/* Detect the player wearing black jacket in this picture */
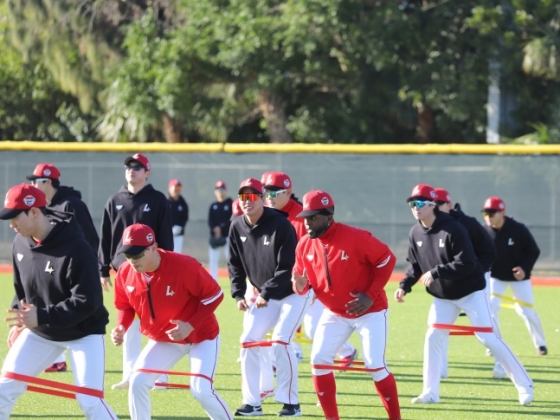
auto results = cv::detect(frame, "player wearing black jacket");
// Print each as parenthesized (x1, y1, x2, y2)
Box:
(228, 178, 310, 418)
(482, 196, 547, 356)
(0, 183, 117, 419)
(167, 178, 189, 253)
(208, 180, 233, 280)
(395, 184, 533, 406)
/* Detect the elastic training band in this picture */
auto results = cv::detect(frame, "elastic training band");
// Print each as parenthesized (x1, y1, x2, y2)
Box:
(242, 340, 288, 348)
(312, 364, 385, 373)
(432, 323, 493, 335)
(491, 293, 533, 308)
(1, 371, 104, 398)
(136, 368, 213, 384)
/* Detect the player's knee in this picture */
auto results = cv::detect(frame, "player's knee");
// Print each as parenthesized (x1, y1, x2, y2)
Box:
(189, 378, 213, 403)
(425, 327, 447, 343)
(76, 395, 102, 416)
(371, 368, 389, 382)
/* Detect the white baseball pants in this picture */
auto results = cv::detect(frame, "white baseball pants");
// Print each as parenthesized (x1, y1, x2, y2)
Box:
(0, 329, 117, 419)
(129, 336, 232, 420)
(173, 235, 184, 253)
(208, 241, 229, 281)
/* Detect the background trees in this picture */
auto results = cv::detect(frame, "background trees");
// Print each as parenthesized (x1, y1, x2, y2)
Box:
(2, 0, 559, 143)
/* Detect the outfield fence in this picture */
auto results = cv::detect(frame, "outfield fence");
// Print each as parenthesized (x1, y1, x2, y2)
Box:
(1, 142, 559, 272)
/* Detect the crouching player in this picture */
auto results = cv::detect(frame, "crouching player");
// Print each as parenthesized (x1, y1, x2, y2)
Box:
(111, 223, 232, 420)
(292, 190, 401, 420)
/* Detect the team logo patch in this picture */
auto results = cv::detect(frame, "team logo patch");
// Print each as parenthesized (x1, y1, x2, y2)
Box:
(146, 233, 154, 243)
(124, 235, 133, 244)
(23, 195, 36, 206)
(45, 261, 54, 274)
(341, 251, 349, 260)
(16, 253, 23, 261)
(321, 197, 329, 206)
(126, 286, 135, 292)
(143, 204, 150, 212)
(284, 179, 290, 187)
(263, 236, 270, 246)
(416, 241, 422, 247)
(508, 238, 514, 246)
(44, 169, 51, 176)
(166, 286, 175, 296)
(439, 238, 444, 248)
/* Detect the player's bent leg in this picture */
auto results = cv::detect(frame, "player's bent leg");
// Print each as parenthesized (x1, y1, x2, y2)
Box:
(510, 281, 547, 350)
(189, 337, 233, 420)
(119, 318, 142, 387)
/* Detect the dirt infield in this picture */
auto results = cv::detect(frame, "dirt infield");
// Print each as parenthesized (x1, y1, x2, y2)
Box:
(1, 265, 557, 286)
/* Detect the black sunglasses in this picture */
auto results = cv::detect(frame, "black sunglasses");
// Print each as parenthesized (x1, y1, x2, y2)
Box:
(124, 164, 144, 171)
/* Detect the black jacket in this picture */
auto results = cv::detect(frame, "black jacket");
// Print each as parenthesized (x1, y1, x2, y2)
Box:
(484, 216, 540, 281)
(168, 195, 189, 235)
(450, 203, 496, 272)
(49, 186, 99, 253)
(208, 198, 233, 238)
(228, 207, 297, 301)
(12, 211, 109, 341)
(98, 184, 173, 276)
(400, 211, 486, 300)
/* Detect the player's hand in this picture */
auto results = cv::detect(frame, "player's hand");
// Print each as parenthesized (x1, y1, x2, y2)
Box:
(292, 268, 308, 293)
(237, 299, 249, 312)
(7, 325, 25, 348)
(5, 300, 38, 329)
(420, 271, 434, 287)
(213, 226, 222, 238)
(394, 288, 406, 303)
(166, 320, 194, 341)
(101, 277, 112, 292)
(111, 325, 126, 346)
(512, 266, 525, 281)
(345, 292, 373, 316)
(255, 296, 268, 309)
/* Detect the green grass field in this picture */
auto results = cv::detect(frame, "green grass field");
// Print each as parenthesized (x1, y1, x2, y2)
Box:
(1, 273, 559, 419)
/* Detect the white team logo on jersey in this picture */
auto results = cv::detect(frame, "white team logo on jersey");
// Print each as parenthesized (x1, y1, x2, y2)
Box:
(116, 205, 124, 210)
(341, 251, 349, 260)
(16, 253, 23, 261)
(178, 205, 183, 211)
(439, 238, 444, 248)
(241, 236, 247, 242)
(306, 254, 314, 261)
(166, 286, 175, 296)
(126, 286, 135, 292)
(263, 236, 270, 246)
(508, 238, 514, 246)
(416, 241, 423, 247)
(143, 204, 151, 212)
(45, 261, 54, 274)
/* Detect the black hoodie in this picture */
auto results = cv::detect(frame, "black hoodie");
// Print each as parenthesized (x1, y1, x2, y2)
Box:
(400, 211, 486, 300)
(49, 185, 99, 253)
(11, 211, 109, 341)
(228, 207, 297, 301)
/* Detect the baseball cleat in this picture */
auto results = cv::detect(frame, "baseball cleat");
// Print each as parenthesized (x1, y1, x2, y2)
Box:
(277, 403, 302, 417)
(338, 348, 358, 369)
(411, 393, 439, 404)
(44, 362, 67, 373)
(538, 346, 548, 356)
(234, 404, 263, 416)
(517, 385, 534, 405)
(111, 380, 130, 390)
(492, 363, 506, 379)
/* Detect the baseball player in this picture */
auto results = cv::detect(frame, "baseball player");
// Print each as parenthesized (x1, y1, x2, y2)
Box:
(208, 181, 233, 281)
(26, 162, 100, 373)
(434, 187, 496, 378)
(0, 184, 118, 419)
(395, 184, 534, 406)
(98, 153, 173, 389)
(167, 178, 189, 253)
(228, 178, 311, 417)
(482, 196, 547, 356)
(292, 190, 401, 420)
(112, 224, 232, 420)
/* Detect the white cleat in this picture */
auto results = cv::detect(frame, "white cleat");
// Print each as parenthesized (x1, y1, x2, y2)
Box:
(518, 385, 534, 405)
(111, 380, 129, 390)
(492, 363, 506, 379)
(411, 394, 439, 404)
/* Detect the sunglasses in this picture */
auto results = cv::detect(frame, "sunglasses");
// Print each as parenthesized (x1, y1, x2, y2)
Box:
(238, 193, 261, 202)
(124, 164, 144, 171)
(482, 210, 498, 217)
(31, 178, 49, 186)
(264, 189, 288, 198)
(408, 200, 435, 209)
(124, 251, 146, 260)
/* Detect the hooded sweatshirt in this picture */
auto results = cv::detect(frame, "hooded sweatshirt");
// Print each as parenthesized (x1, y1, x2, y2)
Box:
(400, 211, 486, 300)
(12, 211, 109, 341)
(228, 207, 297, 301)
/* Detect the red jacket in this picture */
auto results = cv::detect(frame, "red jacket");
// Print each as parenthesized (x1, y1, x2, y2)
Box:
(283, 198, 306, 240)
(294, 221, 395, 317)
(114, 250, 223, 343)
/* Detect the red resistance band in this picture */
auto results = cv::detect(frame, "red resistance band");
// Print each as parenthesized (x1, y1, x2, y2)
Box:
(1, 371, 104, 400)
(432, 323, 493, 336)
(136, 368, 213, 384)
(242, 340, 288, 348)
(312, 364, 385, 373)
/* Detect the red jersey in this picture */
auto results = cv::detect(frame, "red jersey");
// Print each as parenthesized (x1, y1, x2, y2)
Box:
(283, 198, 306, 240)
(114, 250, 223, 343)
(294, 221, 395, 317)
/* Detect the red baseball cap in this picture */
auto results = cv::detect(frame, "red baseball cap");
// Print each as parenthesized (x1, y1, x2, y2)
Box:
(482, 196, 505, 212)
(434, 187, 451, 204)
(117, 224, 156, 255)
(124, 153, 151, 170)
(238, 178, 263, 195)
(263, 171, 292, 191)
(26, 163, 61, 181)
(297, 190, 335, 218)
(215, 181, 227, 189)
(0, 184, 48, 220)
(168, 178, 182, 188)
(231, 198, 243, 217)
(260, 171, 272, 185)
(406, 184, 437, 203)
